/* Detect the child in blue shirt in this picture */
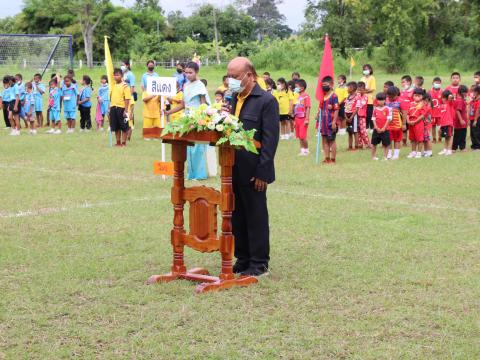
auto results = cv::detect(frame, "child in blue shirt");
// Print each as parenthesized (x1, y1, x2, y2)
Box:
(24, 82, 37, 134)
(15, 74, 27, 129)
(9, 75, 21, 135)
(96, 75, 109, 131)
(78, 75, 93, 131)
(1, 76, 12, 128)
(62, 75, 79, 133)
(33, 73, 46, 127)
(46, 75, 62, 134)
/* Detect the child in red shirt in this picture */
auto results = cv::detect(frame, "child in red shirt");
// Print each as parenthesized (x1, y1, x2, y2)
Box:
(445, 72, 461, 99)
(385, 86, 407, 159)
(428, 77, 443, 143)
(400, 75, 414, 145)
(407, 89, 428, 158)
(344, 82, 359, 150)
(438, 90, 455, 156)
(452, 85, 469, 151)
(370, 93, 391, 160)
(422, 92, 433, 157)
(356, 81, 370, 149)
(294, 79, 311, 156)
(470, 85, 480, 150)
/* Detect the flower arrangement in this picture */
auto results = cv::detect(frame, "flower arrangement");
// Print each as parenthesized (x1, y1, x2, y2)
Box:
(161, 104, 258, 154)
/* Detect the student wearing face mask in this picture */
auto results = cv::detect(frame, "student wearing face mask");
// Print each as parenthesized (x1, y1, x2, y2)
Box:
(429, 77, 443, 143)
(141, 60, 159, 92)
(360, 64, 376, 130)
(274, 77, 294, 140)
(174, 63, 187, 91)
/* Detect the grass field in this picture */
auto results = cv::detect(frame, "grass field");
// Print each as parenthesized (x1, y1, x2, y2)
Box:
(1, 66, 480, 359)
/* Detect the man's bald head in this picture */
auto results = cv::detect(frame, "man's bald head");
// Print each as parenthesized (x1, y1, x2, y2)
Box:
(228, 57, 254, 72)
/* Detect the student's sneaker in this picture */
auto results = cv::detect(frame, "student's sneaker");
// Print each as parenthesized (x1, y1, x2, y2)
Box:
(80, 129, 85, 133)
(382, 157, 389, 161)
(391, 156, 399, 160)
(372, 156, 379, 161)
(304, 148, 310, 155)
(415, 152, 422, 159)
(9, 129, 16, 135)
(32, 129, 37, 135)
(438, 149, 447, 155)
(46, 128, 55, 134)
(387, 150, 393, 159)
(54, 129, 62, 134)
(445, 150, 452, 156)
(423, 152, 432, 157)
(407, 152, 417, 158)
(85, 129, 91, 132)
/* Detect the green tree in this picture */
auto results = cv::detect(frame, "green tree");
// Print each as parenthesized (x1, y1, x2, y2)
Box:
(302, 0, 368, 56)
(237, 0, 292, 40)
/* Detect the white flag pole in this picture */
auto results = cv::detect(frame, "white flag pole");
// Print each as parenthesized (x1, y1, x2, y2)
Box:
(160, 95, 166, 181)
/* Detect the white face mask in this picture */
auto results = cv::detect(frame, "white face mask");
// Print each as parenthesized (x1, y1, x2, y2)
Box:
(363, 69, 370, 76)
(228, 73, 247, 93)
(121, 65, 127, 72)
(433, 83, 441, 89)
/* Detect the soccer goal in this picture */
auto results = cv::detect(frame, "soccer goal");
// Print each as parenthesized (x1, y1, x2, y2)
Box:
(0, 34, 73, 78)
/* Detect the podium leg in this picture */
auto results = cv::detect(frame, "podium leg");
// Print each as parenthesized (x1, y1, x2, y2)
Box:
(219, 146, 235, 281)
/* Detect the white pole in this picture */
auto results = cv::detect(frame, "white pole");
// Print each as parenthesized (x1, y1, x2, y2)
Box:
(79, 59, 83, 69)
(161, 96, 166, 181)
(23, 59, 27, 68)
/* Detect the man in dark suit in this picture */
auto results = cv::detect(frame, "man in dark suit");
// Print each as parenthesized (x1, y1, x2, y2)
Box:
(226, 57, 279, 277)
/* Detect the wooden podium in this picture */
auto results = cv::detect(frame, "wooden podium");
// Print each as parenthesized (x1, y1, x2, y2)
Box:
(147, 131, 258, 293)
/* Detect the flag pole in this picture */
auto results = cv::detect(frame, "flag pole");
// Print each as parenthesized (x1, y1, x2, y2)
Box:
(315, 111, 321, 164)
(315, 33, 334, 164)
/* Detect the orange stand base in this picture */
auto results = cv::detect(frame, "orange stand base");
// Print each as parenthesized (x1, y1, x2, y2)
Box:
(146, 268, 258, 294)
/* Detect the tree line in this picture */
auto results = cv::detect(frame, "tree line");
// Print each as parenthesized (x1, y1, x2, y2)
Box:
(0, 0, 479, 72)
(0, 0, 291, 67)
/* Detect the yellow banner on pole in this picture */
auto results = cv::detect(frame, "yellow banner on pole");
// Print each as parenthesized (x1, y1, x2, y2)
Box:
(104, 36, 114, 95)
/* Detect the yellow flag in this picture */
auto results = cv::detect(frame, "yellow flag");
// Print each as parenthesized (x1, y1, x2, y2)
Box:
(104, 36, 114, 96)
(350, 57, 356, 68)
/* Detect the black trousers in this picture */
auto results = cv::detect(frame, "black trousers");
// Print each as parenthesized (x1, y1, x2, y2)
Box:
(79, 106, 92, 129)
(366, 104, 374, 129)
(2, 105, 10, 128)
(232, 183, 270, 269)
(452, 127, 467, 150)
(470, 122, 480, 150)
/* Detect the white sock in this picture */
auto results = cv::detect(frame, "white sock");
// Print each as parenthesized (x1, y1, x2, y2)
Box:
(387, 150, 392, 158)
(393, 149, 400, 158)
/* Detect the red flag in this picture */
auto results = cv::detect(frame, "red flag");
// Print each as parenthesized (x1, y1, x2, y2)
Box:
(315, 34, 335, 103)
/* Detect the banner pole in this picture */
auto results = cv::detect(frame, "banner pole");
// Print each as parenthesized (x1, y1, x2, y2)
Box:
(161, 96, 166, 181)
(315, 109, 322, 164)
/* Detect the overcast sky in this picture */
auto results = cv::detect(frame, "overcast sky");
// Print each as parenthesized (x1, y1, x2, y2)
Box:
(0, 0, 307, 30)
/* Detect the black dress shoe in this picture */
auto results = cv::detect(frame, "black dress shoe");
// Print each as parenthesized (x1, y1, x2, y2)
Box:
(241, 265, 269, 277)
(233, 262, 249, 274)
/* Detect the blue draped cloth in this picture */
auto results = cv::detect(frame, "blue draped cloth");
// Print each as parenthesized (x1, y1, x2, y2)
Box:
(183, 80, 210, 180)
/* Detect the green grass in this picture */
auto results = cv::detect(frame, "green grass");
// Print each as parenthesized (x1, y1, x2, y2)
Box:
(1, 67, 480, 359)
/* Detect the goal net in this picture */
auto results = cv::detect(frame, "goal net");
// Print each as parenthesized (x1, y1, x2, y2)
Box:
(0, 34, 73, 79)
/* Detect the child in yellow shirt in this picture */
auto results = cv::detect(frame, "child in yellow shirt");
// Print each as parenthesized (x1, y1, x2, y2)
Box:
(275, 78, 294, 140)
(165, 82, 184, 122)
(142, 91, 160, 139)
(213, 90, 223, 110)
